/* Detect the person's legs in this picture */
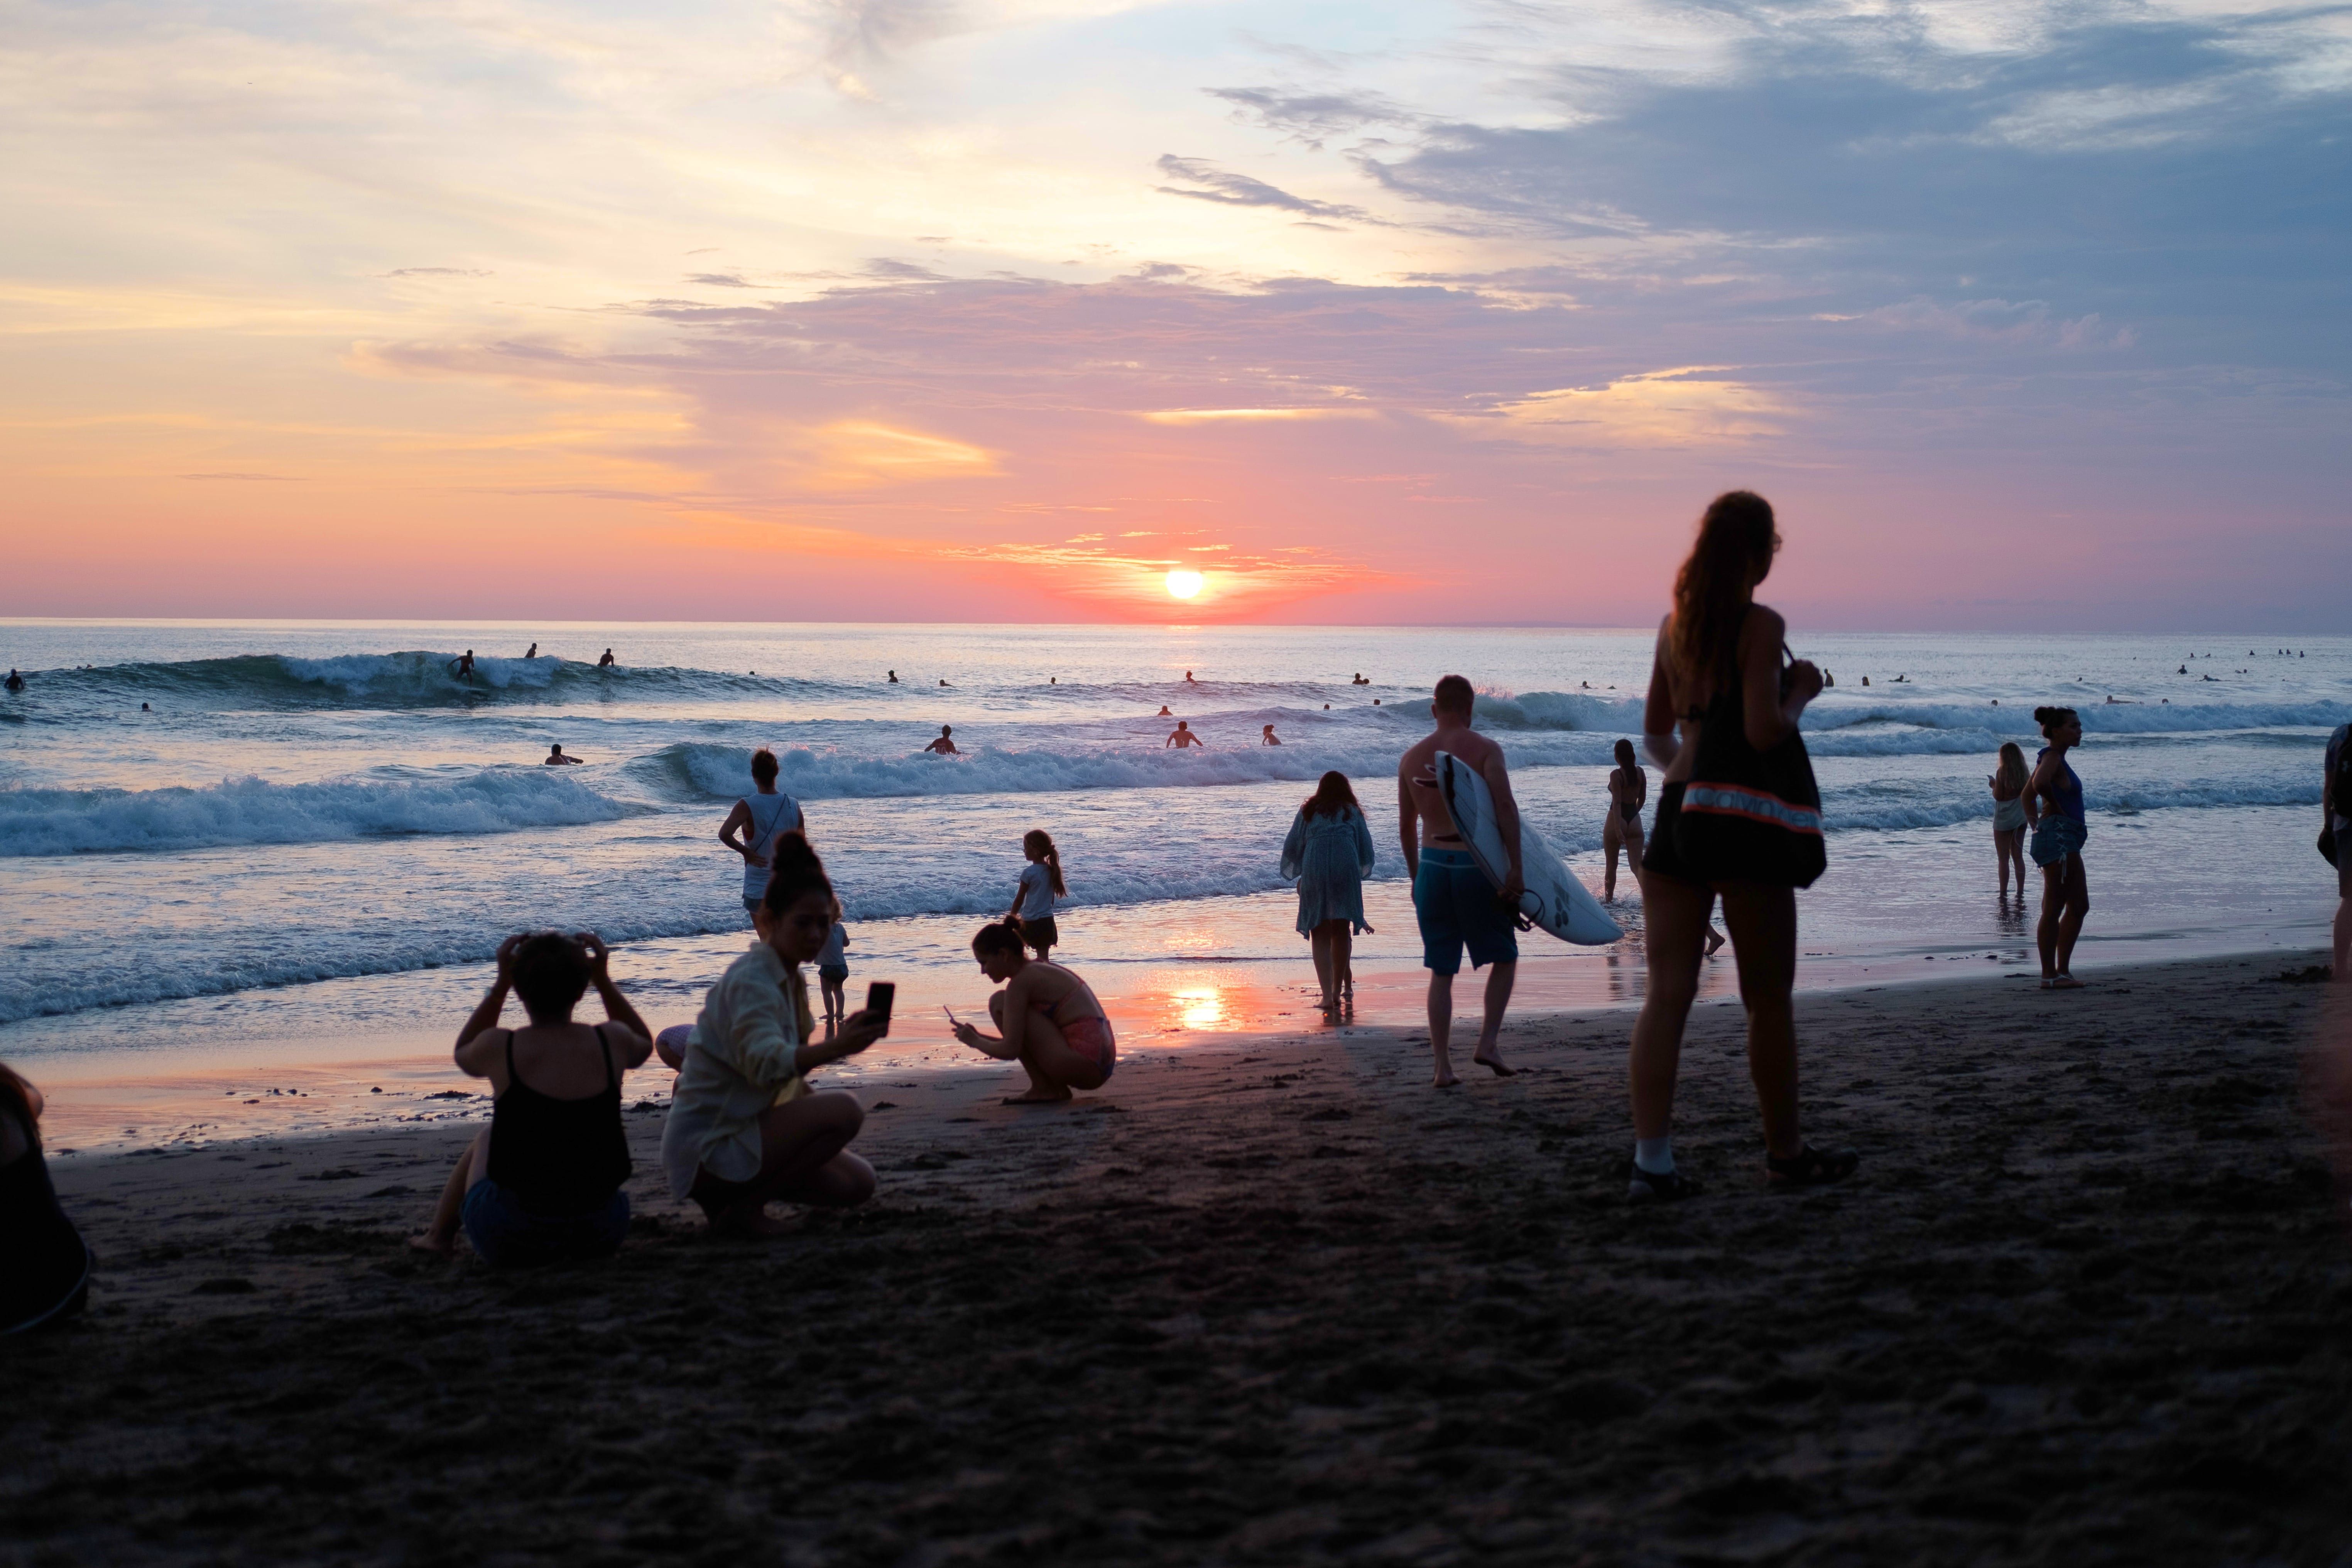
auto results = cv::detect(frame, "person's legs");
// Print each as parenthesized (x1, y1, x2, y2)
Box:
(1629, 874, 1712, 1142)
(1624, 823, 1647, 900)
(2038, 858, 2066, 981)
(1333, 926, 1355, 1008)
(1994, 826, 2012, 897)
(1010, 1009, 1110, 1102)
(2055, 854, 2090, 977)
(409, 1127, 488, 1255)
(1717, 882, 1801, 1161)
(697, 1090, 870, 1236)
(1426, 970, 1459, 1086)
(1474, 961, 1517, 1073)
(1310, 921, 1338, 1010)
(2337, 857, 2352, 980)
(1602, 815, 1624, 901)
(1414, 851, 1468, 1086)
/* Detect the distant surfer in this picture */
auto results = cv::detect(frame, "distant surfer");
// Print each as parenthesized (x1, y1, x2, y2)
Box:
(544, 743, 582, 765)
(1166, 721, 1203, 750)
(524, 643, 537, 660)
(887, 670, 899, 683)
(1399, 674, 1520, 1087)
(939, 678, 951, 687)
(718, 748, 805, 917)
(924, 726, 960, 755)
(451, 650, 475, 679)
(3, 669, 22, 693)
(597, 649, 615, 668)
(1262, 723, 1281, 746)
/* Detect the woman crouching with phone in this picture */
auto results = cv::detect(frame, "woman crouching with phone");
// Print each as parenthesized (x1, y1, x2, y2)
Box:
(951, 917, 1114, 1104)
(662, 833, 887, 1236)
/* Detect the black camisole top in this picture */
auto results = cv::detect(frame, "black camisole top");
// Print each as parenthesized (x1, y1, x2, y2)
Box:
(484, 1026, 633, 1217)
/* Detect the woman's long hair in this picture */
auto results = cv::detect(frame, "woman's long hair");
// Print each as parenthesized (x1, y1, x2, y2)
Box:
(1023, 830, 1066, 897)
(760, 831, 836, 917)
(0, 1063, 39, 1153)
(1613, 738, 1637, 770)
(1302, 770, 1359, 819)
(1669, 491, 1779, 684)
(1995, 742, 2028, 795)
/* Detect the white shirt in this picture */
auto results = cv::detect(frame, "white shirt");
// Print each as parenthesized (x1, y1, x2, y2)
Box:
(660, 943, 809, 1197)
(738, 792, 803, 899)
(1016, 860, 1057, 919)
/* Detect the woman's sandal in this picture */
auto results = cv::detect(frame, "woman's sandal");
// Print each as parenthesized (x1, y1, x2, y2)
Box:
(1765, 1144, 1860, 1188)
(1623, 1161, 1703, 1203)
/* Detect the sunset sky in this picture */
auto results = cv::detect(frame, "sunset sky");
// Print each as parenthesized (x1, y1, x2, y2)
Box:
(2, 0, 2345, 627)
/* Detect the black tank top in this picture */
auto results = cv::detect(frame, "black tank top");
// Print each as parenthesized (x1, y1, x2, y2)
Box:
(2, 1102, 90, 1333)
(484, 1027, 632, 1217)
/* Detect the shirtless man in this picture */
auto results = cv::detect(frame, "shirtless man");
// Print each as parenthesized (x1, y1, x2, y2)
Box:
(1261, 723, 1281, 746)
(1166, 720, 1203, 749)
(1398, 674, 1522, 1087)
(597, 649, 615, 668)
(544, 743, 582, 765)
(924, 726, 959, 755)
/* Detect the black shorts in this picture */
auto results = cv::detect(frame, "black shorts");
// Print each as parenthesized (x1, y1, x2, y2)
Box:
(1640, 781, 1702, 885)
(1021, 916, 1059, 950)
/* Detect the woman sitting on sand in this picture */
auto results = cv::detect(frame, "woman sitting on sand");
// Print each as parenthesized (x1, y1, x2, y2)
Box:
(1623, 490, 1855, 1202)
(2025, 707, 2090, 989)
(1282, 770, 1375, 1015)
(662, 835, 885, 1235)
(951, 918, 1115, 1103)
(1988, 741, 2030, 899)
(2, 1064, 90, 1335)
(409, 932, 653, 1266)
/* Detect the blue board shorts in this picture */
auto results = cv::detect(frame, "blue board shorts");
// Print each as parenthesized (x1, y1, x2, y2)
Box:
(461, 1178, 629, 1269)
(1414, 846, 1518, 975)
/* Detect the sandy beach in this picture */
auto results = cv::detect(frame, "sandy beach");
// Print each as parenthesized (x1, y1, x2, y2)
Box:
(6, 951, 2350, 1564)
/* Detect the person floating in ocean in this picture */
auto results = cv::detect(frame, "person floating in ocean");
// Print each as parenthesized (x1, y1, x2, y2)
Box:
(1625, 490, 1852, 1201)
(140, 702, 150, 713)
(1006, 829, 1065, 960)
(816, 917, 850, 1034)
(664, 835, 884, 1234)
(524, 643, 537, 660)
(1603, 738, 1647, 904)
(2327, 719, 2350, 981)
(1399, 673, 1521, 1087)
(2, 1062, 91, 1333)
(1184, 670, 1196, 683)
(719, 747, 805, 918)
(1262, 723, 1282, 746)
(1352, 673, 1370, 686)
(1167, 720, 1203, 749)
(1860, 674, 1869, 686)
(2026, 706, 2090, 989)
(1989, 741, 2030, 900)
(407, 932, 652, 1265)
(1157, 705, 1173, 717)
(887, 670, 899, 683)
(939, 678, 952, 687)
(924, 725, 959, 755)
(3, 669, 22, 693)
(1283, 771, 1375, 1015)
(544, 743, 583, 766)
(951, 917, 1114, 1104)
(597, 649, 615, 668)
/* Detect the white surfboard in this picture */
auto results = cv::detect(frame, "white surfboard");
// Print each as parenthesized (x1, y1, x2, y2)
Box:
(1436, 750, 1622, 946)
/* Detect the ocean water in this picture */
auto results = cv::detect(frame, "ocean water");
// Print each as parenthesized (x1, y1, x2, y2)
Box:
(2, 621, 2343, 1149)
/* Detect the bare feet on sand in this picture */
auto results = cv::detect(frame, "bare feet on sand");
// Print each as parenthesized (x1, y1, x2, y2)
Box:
(407, 1232, 454, 1257)
(1003, 1088, 1073, 1105)
(2043, 974, 2085, 990)
(1473, 1051, 1515, 1077)
(1432, 1070, 1460, 1088)
(1704, 928, 1727, 958)
(711, 1205, 795, 1238)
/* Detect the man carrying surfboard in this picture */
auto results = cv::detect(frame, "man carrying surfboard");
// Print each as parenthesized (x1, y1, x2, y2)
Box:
(1398, 674, 1522, 1087)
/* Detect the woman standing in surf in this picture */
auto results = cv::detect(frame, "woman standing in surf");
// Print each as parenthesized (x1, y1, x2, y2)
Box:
(719, 748, 804, 921)
(1622, 491, 1855, 1201)
(1988, 742, 2030, 899)
(2025, 707, 2090, 988)
(1282, 770, 1376, 1015)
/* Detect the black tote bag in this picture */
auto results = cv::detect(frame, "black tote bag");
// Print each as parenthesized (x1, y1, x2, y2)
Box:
(1672, 645, 1827, 888)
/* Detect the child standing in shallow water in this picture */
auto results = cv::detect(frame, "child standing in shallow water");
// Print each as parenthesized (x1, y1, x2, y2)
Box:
(1007, 830, 1066, 960)
(816, 918, 850, 1034)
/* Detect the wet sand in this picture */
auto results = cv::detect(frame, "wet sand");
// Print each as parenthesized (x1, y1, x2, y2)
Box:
(6, 953, 2350, 1564)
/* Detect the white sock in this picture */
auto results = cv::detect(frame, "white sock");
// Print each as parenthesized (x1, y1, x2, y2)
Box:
(1634, 1137, 1675, 1176)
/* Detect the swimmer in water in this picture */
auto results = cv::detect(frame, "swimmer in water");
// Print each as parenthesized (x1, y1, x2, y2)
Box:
(544, 743, 583, 765)
(141, 702, 150, 712)
(1184, 671, 1196, 683)
(524, 642, 537, 660)
(1157, 705, 1173, 717)
(1167, 721, 1204, 750)
(597, 649, 615, 668)
(4, 669, 22, 693)
(1262, 723, 1282, 746)
(887, 670, 899, 683)
(924, 726, 960, 755)
(939, 678, 951, 687)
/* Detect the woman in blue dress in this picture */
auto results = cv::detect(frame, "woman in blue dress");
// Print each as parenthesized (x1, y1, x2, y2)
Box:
(1282, 771, 1377, 1015)
(2025, 706, 2090, 989)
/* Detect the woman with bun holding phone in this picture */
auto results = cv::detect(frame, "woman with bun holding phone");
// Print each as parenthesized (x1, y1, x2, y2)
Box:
(662, 834, 887, 1236)
(950, 917, 1115, 1104)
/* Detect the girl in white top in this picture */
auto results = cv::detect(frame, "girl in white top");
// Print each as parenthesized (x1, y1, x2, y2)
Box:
(660, 835, 886, 1237)
(1006, 829, 1066, 960)
(718, 747, 805, 916)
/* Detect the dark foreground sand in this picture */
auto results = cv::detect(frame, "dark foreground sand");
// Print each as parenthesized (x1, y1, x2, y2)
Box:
(7, 953, 2352, 1566)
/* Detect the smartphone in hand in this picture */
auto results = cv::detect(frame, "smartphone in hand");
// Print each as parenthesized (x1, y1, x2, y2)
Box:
(865, 982, 896, 1035)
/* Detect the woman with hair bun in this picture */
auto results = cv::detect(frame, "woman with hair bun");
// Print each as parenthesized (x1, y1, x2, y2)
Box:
(662, 833, 886, 1235)
(951, 917, 1115, 1103)
(2025, 707, 2090, 989)
(1623, 491, 1855, 1202)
